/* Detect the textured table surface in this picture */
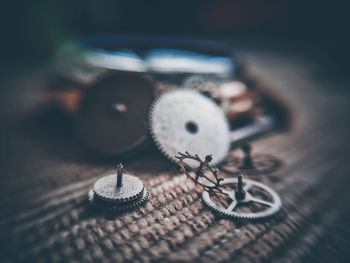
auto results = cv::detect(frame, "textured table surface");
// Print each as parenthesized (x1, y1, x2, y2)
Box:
(1, 48, 350, 263)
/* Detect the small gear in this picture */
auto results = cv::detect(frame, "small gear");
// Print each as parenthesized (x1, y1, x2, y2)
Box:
(219, 145, 282, 175)
(220, 153, 282, 176)
(88, 187, 150, 213)
(202, 176, 282, 220)
(93, 173, 145, 203)
(88, 164, 149, 212)
(149, 89, 231, 166)
(76, 73, 154, 155)
(182, 75, 220, 98)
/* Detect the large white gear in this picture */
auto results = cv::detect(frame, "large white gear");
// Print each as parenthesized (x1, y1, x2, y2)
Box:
(149, 89, 231, 166)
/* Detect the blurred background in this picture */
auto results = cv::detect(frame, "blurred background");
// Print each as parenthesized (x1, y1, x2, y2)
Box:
(1, 0, 349, 122)
(1, 0, 349, 69)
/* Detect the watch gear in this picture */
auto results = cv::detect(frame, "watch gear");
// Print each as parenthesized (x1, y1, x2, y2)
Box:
(88, 164, 149, 212)
(202, 176, 282, 220)
(149, 89, 231, 166)
(219, 144, 282, 175)
(76, 73, 154, 155)
(88, 187, 150, 213)
(93, 173, 145, 204)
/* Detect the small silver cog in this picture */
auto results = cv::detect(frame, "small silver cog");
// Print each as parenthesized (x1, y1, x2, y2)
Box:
(149, 89, 231, 166)
(88, 187, 150, 213)
(93, 173, 145, 203)
(88, 164, 149, 212)
(203, 177, 282, 220)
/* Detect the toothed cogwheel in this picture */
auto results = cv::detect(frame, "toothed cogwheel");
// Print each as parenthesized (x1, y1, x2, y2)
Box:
(203, 177, 282, 220)
(88, 187, 150, 213)
(93, 173, 145, 203)
(76, 73, 154, 156)
(149, 89, 231, 166)
(219, 153, 282, 176)
(182, 75, 220, 98)
(88, 165, 150, 212)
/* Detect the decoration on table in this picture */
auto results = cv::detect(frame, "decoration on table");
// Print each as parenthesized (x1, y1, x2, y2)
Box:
(88, 163, 149, 212)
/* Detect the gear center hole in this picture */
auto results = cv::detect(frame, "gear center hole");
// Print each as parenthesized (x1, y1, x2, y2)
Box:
(185, 121, 199, 134)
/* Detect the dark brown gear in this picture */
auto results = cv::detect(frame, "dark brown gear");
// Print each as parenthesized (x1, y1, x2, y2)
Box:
(76, 73, 154, 155)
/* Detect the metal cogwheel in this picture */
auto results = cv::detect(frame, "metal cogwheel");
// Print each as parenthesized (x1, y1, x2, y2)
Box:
(93, 173, 145, 203)
(76, 73, 154, 155)
(149, 89, 231, 166)
(219, 153, 282, 176)
(88, 164, 150, 212)
(182, 75, 220, 98)
(88, 187, 150, 213)
(202, 177, 282, 220)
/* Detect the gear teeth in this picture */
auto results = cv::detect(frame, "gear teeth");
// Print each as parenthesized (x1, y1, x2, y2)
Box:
(148, 89, 231, 166)
(93, 174, 145, 203)
(202, 177, 282, 220)
(148, 92, 179, 163)
(88, 187, 150, 213)
(93, 180, 145, 203)
(203, 199, 281, 220)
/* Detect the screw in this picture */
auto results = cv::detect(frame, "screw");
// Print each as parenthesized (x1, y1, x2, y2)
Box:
(235, 171, 245, 200)
(241, 144, 254, 169)
(205, 155, 213, 163)
(116, 163, 124, 187)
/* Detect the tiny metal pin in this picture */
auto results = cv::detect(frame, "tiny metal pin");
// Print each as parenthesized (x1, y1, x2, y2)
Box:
(117, 163, 124, 188)
(237, 172, 243, 192)
(241, 144, 254, 169)
(235, 171, 245, 200)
